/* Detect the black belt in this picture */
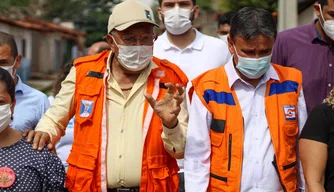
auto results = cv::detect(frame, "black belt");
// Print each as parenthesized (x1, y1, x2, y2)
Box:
(107, 187, 140, 192)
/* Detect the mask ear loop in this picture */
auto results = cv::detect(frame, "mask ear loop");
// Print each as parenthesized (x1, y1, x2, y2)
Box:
(319, 4, 326, 29)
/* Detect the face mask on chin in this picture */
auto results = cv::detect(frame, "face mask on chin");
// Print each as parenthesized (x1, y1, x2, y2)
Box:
(111, 36, 153, 72)
(1, 58, 17, 79)
(233, 45, 272, 79)
(319, 4, 334, 41)
(0, 104, 12, 133)
(161, 7, 195, 35)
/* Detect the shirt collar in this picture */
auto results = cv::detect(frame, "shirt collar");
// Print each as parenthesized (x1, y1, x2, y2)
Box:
(160, 29, 204, 51)
(224, 57, 280, 89)
(15, 75, 24, 93)
(311, 19, 327, 44)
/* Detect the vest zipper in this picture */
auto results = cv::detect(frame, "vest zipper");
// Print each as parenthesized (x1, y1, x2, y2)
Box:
(228, 134, 232, 171)
(272, 156, 287, 192)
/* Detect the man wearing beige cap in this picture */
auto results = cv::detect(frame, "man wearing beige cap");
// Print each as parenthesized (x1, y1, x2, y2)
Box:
(24, 0, 188, 191)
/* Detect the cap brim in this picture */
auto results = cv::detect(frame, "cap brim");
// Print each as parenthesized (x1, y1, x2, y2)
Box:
(115, 20, 159, 31)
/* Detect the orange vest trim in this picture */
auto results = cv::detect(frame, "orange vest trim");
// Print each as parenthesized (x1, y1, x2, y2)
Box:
(192, 64, 302, 192)
(65, 51, 187, 192)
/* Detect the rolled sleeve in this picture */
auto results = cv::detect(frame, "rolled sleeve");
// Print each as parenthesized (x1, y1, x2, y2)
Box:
(161, 92, 188, 159)
(35, 67, 76, 144)
(184, 92, 211, 192)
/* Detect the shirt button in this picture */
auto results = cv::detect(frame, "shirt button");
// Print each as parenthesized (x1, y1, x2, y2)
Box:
(329, 83, 332, 87)
(330, 63, 333, 67)
(121, 130, 124, 133)
(119, 155, 122, 159)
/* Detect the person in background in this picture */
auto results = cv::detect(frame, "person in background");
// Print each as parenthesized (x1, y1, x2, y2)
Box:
(0, 31, 49, 132)
(24, 0, 188, 191)
(154, 1, 230, 191)
(299, 87, 334, 191)
(48, 62, 74, 171)
(0, 67, 65, 191)
(185, 7, 306, 192)
(272, 0, 334, 114)
(87, 41, 110, 56)
(217, 11, 235, 44)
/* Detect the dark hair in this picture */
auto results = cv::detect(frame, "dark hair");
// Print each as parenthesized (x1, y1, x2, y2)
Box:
(52, 62, 73, 96)
(0, 68, 15, 102)
(318, 0, 328, 6)
(0, 32, 18, 59)
(217, 12, 236, 28)
(230, 7, 277, 42)
(158, 0, 196, 6)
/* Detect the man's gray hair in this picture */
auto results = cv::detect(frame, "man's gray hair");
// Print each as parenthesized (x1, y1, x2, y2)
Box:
(230, 7, 277, 42)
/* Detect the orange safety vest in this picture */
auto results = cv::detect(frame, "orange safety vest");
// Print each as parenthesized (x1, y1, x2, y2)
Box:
(192, 64, 302, 192)
(65, 51, 188, 192)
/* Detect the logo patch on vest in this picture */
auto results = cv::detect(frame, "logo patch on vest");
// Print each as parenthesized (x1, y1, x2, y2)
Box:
(283, 105, 296, 120)
(80, 100, 94, 118)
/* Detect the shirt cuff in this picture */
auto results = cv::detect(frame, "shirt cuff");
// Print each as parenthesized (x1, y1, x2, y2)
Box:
(161, 122, 185, 159)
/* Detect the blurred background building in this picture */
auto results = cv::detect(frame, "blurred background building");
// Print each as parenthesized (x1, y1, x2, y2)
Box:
(0, 0, 319, 92)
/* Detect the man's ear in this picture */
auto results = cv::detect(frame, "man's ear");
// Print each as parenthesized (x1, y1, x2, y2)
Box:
(157, 7, 163, 21)
(227, 36, 235, 55)
(15, 55, 22, 69)
(314, 3, 321, 18)
(193, 5, 199, 20)
(105, 34, 117, 53)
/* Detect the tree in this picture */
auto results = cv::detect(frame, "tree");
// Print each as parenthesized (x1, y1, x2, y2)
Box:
(221, 0, 278, 13)
(42, 0, 121, 46)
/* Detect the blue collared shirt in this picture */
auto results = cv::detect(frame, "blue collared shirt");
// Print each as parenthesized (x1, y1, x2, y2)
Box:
(10, 75, 50, 132)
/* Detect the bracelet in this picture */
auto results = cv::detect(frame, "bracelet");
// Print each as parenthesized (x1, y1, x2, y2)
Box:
(163, 120, 179, 129)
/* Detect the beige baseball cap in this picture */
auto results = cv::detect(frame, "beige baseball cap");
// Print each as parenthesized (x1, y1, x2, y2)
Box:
(107, 0, 159, 33)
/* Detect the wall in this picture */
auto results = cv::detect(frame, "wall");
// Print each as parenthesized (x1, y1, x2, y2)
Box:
(298, 5, 317, 26)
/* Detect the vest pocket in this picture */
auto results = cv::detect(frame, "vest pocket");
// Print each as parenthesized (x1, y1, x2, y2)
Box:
(210, 130, 224, 147)
(75, 85, 102, 124)
(66, 142, 99, 191)
(147, 155, 178, 192)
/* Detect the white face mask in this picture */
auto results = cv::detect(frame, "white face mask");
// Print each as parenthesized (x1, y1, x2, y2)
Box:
(0, 104, 12, 133)
(319, 4, 334, 40)
(1, 58, 16, 79)
(162, 7, 194, 35)
(218, 35, 228, 44)
(112, 37, 153, 72)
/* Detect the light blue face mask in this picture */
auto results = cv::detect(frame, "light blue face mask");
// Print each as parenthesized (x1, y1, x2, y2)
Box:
(234, 46, 272, 79)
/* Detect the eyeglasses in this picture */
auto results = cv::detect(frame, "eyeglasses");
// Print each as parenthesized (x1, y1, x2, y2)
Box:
(119, 34, 157, 45)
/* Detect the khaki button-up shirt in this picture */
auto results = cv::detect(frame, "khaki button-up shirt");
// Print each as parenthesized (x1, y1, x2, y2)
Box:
(35, 53, 188, 188)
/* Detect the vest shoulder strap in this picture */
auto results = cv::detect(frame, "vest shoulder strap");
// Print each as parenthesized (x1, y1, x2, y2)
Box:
(74, 50, 110, 67)
(191, 66, 229, 112)
(151, 57, 188, 86)
(271, 64, 303, 94)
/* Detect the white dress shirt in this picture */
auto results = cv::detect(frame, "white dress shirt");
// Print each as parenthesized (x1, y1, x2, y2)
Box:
(154, 29, 230, 172)
(185, 58, 307, 192)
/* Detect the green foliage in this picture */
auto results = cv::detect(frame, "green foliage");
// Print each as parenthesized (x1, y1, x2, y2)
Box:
(197, 0, 213, 10)
(222, 0, 278, 13)
(0, 0, 31, 9)
(42, 0, 121, 46)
